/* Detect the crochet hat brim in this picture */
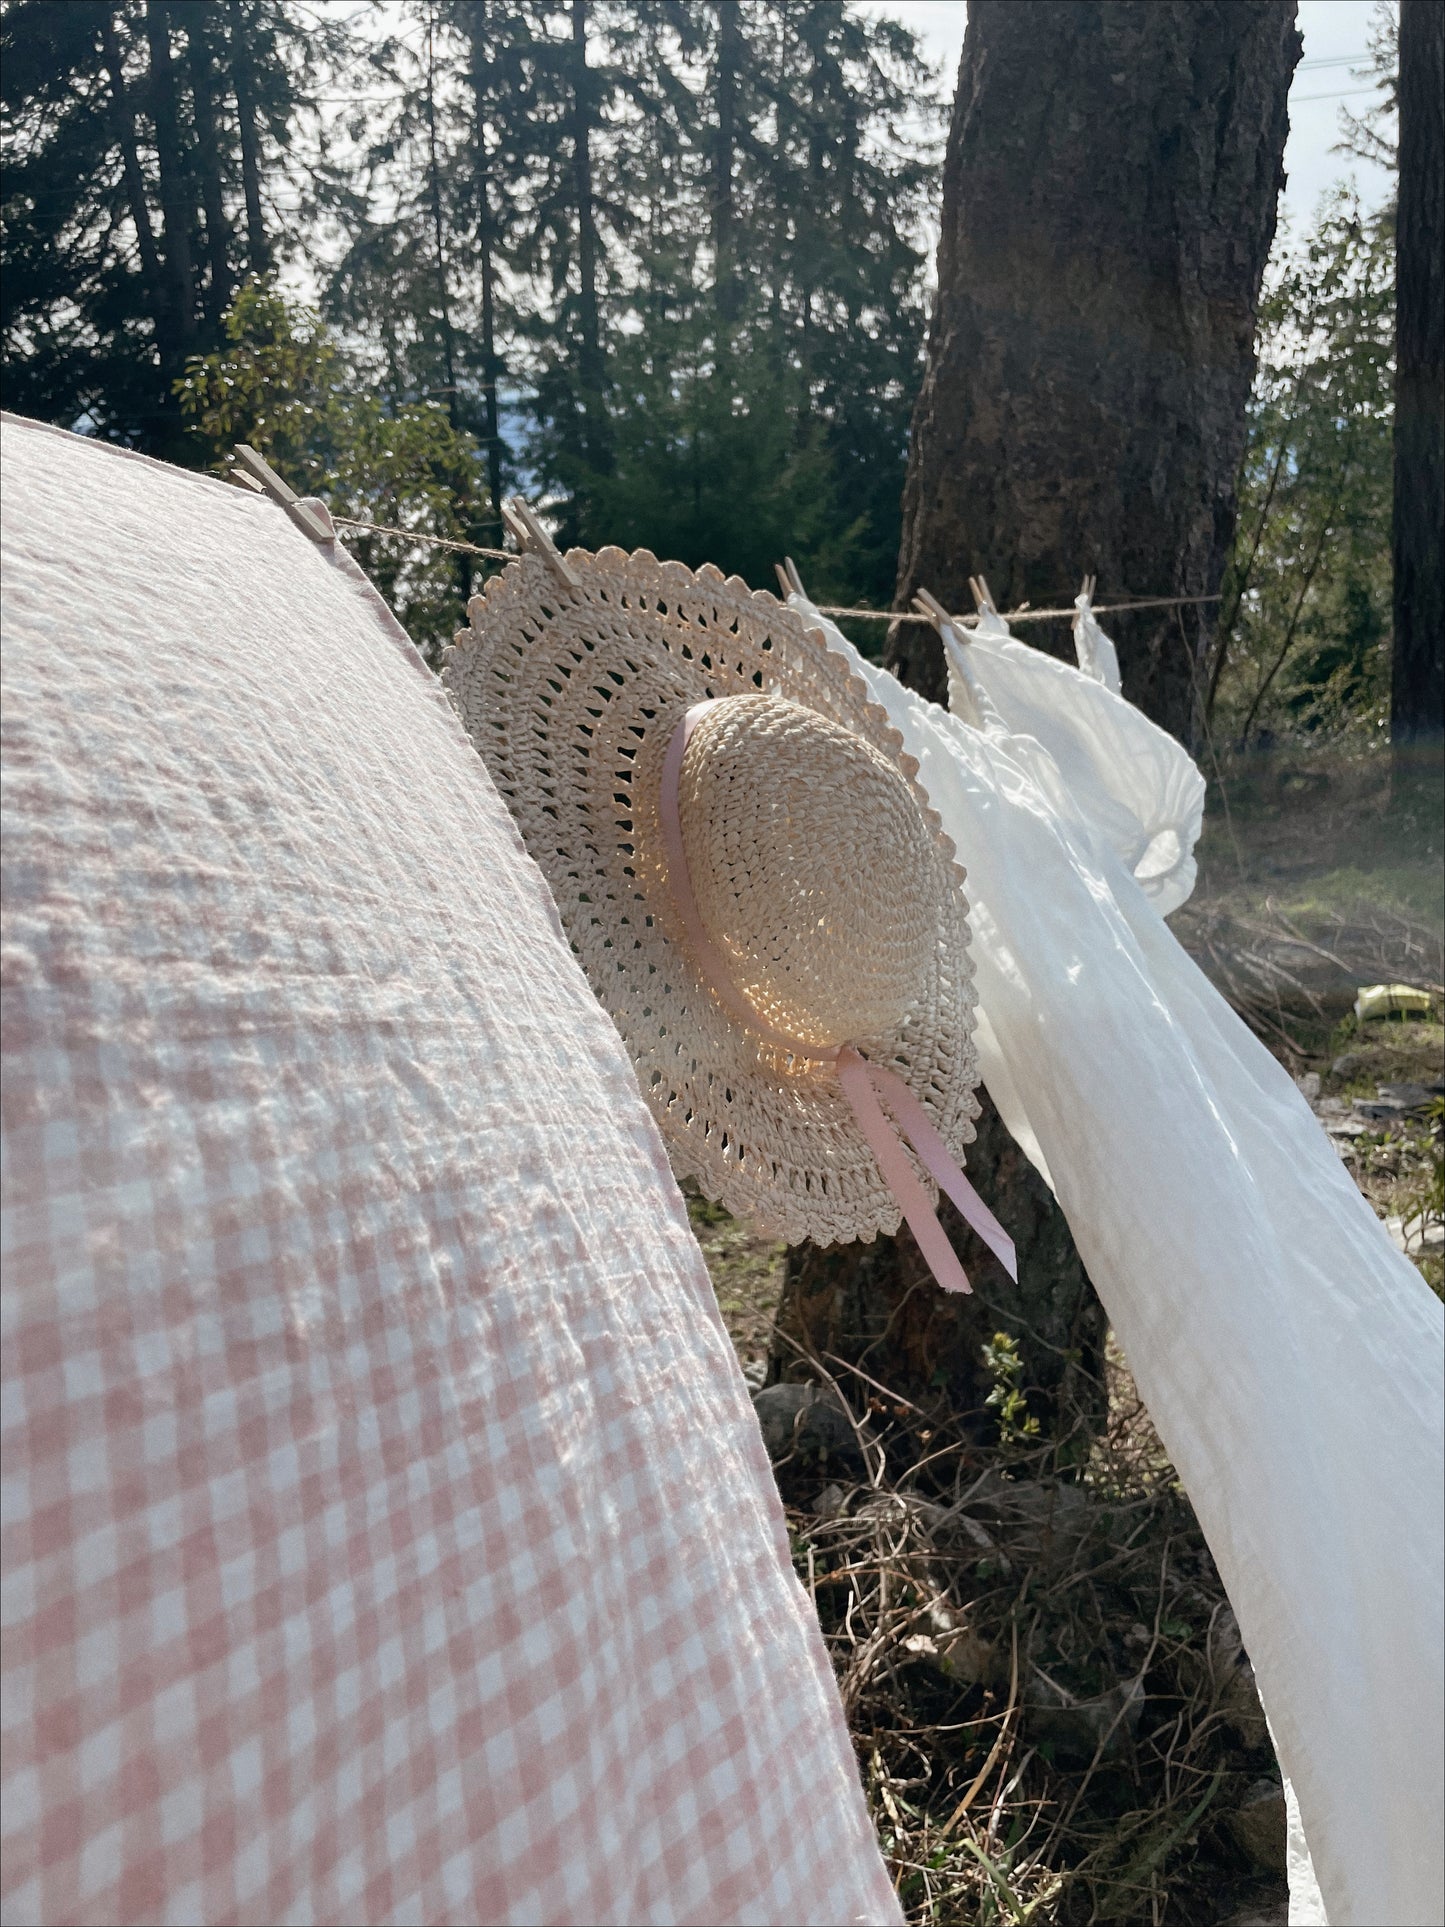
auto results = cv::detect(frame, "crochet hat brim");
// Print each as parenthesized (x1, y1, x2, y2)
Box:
(442, 545, 979, 1246)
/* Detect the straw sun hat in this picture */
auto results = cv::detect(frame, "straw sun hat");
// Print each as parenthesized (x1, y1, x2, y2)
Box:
(443, 536, 1012, 1285)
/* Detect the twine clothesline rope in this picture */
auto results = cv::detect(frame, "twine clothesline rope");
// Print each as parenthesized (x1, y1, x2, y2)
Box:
(328, 513, 1222, 628)
(809, 593, 1223, 626)
(332, 515, 514, 561)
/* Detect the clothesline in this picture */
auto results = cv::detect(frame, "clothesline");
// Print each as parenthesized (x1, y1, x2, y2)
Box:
(810, 594, 1223, 627)
(332, 515, 514, 561)
(328, 514, 1221, 628)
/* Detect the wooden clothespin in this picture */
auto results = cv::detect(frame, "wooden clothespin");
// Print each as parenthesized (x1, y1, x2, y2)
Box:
(968, 574, 998, 617)
(500, 497, 581, 590)
(774, 555, 806, 599)
(1079, 572, 1096, 605)
(228, 444, 334, 544)
(912, 587, 963, 638)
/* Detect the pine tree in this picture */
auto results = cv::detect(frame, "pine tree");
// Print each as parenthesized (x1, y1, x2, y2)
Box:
(2, 0, 333, 453)
(5, 0, 940, 616)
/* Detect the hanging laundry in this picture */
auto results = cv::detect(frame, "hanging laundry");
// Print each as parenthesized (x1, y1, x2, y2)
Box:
(952, 595, 1206, 916)
(1071, 582, 1123, 694)
(0, 414, 904, 1927)
(789, 590, 1444, 1927)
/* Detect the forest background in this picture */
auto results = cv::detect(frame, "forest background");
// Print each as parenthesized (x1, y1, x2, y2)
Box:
(0, 0, 1408, 755)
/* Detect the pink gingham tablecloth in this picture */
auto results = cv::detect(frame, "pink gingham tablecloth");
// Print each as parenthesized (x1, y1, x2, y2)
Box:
(0, 414, 901, 1927)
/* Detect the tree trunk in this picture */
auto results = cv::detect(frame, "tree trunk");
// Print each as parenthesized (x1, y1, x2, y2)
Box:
(424, 4, 469, 604)
(773, 2, 1298, 1435)
(712, 0, 740, 326)
(773, 1098, 1105, 1449)
(424, 8, 459, 432)
(1391, 0, 1445, 768)
(890, 1, 1300, 743)
(227, 0, 270, 276)
(465, 1, 506, 538)
(184, 2, 233, 331)
(569, 0, 608, 476)
(143, 1, 197, 350)
(97, 13, 169, 348)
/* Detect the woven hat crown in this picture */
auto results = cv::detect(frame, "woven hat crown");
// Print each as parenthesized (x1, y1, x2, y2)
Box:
(675, 694, 938, 1052)
(442, 546, 980, 1247)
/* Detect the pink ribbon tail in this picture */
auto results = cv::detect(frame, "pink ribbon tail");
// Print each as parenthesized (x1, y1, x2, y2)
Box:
(836, 1049, 1018, 1294)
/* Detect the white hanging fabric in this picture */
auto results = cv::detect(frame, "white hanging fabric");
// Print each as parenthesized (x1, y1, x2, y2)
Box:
(1071, 588, 1122, 694)
(958, 599, 1205, 917)
(789, 592, 1444, 1927)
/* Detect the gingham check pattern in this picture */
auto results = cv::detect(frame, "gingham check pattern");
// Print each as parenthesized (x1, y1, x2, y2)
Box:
(0, 415, 902, 1927)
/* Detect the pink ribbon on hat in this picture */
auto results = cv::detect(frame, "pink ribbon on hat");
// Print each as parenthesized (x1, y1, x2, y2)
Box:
(658, 701, 1017, 1297)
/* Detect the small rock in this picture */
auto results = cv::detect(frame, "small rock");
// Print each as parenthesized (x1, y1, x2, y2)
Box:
(955, 1511, 1005, 1558)
(741, 1359, 767, 1392)
(1225, 1778, 1288, 1875)
(1024, 1667, 1144, 1763)
(811, 1481, 845, 1519)
(1385, 1215, 1445, 1255)
(1293, 1071, 1321, 1101)
(924, 1604, 997, 1686)
(963, 1471, 1092, 1568)
(751, 1382, 864, 1480)
(1331, 1051, 1366, 1080)
(1351, 1095, 1409, 1119)
(1314, 1095, 1348, 1117)
(1376, 1081, 1437, 1110)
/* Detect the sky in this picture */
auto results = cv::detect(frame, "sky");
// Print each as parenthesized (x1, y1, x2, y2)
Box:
(855, 0, 1396, 229)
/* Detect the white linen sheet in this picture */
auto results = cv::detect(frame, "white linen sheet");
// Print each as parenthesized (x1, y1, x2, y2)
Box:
(791, 592, 1444, 1927)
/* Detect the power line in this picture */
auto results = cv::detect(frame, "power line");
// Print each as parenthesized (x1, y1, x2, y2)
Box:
(1293, 86, 1388, 103)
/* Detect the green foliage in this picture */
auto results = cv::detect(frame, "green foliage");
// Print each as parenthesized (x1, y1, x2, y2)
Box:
(0, 0, 337, 449)
(178, 280, 486, 658)
(5, 0, 941, 616)
(982, 1330, 1040, 1446)
(1210, 189, 1395, 749)
(516, 0, 942, 604)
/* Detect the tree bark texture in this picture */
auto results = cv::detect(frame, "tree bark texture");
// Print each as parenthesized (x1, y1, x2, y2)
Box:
(144, 1, 197, 348)
(424, 9, 459, 432)
(185, 2, 233, 331)
(773, 1097, 1105, 1447)
(465, 2, 506, 537)
(98, 14, 168, 343)
(227, 0, 271, 275)
(890, 1, 1300, 742)
(712, 0, 740, 326)
(569, 0, 608, 473)
(1391, 0, 1445, 759)
(774, 3, 1298, 1434)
